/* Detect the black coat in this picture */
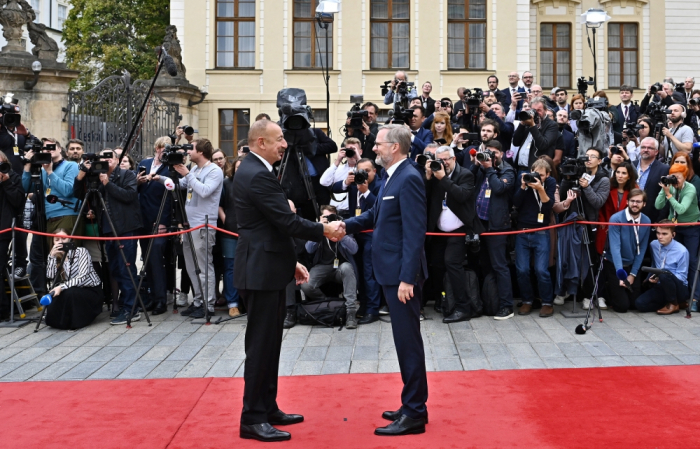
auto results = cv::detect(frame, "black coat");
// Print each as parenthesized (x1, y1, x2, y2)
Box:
(309, 128, 338, 176)
(0, 171, 25, 240)
(233, 154, 324, 291)
(427, 163, 485, 235)
(420, 96, 436, 116)
(0, 127, 27, 176)
(610, 103, 640, 134)
(73, 166, 142, 236)
(220, 176, 238, 234)
(512, 117, 560, 168)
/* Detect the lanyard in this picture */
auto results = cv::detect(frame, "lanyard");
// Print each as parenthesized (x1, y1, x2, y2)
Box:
(629, 216, 640, 255)
(533, 187, 542, 213)
(325, 238, 338, 259)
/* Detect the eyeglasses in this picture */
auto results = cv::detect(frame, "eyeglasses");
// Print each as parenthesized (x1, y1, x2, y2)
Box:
(375, 141, 395, 146)
(628, 200, 644, 204)
(523, 76, 533, 79)
(586, 156, 599, 160)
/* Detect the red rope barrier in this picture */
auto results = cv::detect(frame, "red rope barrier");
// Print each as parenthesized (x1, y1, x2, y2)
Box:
(14, 224, 206, 240)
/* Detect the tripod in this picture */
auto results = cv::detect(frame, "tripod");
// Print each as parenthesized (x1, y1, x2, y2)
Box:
(278, 143, 320, 220)
(686, 243, 700, 318)
(575, 250, 605, 335)
(70, 175, 152, 328)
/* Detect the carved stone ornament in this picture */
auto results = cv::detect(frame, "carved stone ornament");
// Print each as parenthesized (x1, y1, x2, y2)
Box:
(0, 0, 34, 54)
(163, 25, 186, 78)
(598, 0, 648, 15)
(531, 0, 581, 15)
(27, 20, 58, 60)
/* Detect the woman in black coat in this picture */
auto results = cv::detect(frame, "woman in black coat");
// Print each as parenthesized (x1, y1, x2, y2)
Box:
(0, 153, 26, 320)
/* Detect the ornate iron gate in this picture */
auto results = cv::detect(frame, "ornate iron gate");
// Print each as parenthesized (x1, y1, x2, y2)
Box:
(64, 71, 181, 162)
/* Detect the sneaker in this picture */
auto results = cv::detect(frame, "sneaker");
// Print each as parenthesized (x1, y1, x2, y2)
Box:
(179, 302, 197, 316)
(228, 307, 241, 318)
(582, 298, 592, 310)
(554, 295, 567, 306)
(691, 301, 699, 313)
(494, 307, 514, 320)
(518, 303, 532, 316)
(420, 310, 425, 321)
(175, 290, 188, 307)
(379, 305, 389, 315)
(110, 307, 120, 318)
(189, 306, 215, 319)
(13, 267, 27, 280)
(110, 309, 141, 325)
(539, 305, 554, 317)
(597, 297, 608, 310)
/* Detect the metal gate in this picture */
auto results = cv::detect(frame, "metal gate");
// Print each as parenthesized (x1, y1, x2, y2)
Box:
(64, 71, 181, 162)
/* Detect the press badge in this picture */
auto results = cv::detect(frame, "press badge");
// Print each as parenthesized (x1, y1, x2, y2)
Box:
(186, 188, 193, 204)
(442, 199, 448, 210)
(355, 208, 361, 216)
(485, 189, 491, 198)
(537, 213, 544, 223)
(333, 258, 339, 269)
(13, 146, 19, 156)
(45, 187, 51, 195)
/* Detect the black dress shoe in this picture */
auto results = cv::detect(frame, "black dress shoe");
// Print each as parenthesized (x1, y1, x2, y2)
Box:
(358, 313, 379, 325)
(382, 408, 428, 424)
(151, 304, 168, 316)
(442, 310, 470, 324)
(240, 423, 291, 442)
(268, 410, 304, 426)
(375, 414, 426, 436)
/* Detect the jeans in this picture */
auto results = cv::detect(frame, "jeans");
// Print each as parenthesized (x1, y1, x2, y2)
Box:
(105, 232, 138, 310)
(515, 230, 553, 305)
(675, 225, 700, 300)
(301, 262, 358, 312)
(139, 235, 167, 307)
(635, 273, 689, 312)
(183, 227, 217, 310)
(221, 237, 239, 308)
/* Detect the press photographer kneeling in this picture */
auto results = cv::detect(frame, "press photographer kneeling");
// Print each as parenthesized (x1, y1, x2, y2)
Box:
(44, 229, 103, 330)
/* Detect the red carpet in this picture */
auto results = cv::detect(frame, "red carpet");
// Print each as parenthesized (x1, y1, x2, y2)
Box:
(2, 366, 700, 448)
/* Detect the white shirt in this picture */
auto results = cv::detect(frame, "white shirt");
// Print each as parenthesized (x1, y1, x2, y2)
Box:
(385, 157, 407, 180)
(250, 150, 273, 172)
(320, 163, 351, 210)
(437, 170, 465, 232)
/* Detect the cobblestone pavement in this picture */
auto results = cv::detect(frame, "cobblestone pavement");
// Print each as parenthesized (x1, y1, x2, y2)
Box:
(2, 304, 700, 382)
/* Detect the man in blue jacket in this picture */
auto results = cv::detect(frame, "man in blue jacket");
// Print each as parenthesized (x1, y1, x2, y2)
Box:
(604, 189, 650, 313)
(341, 125, 429, 436)
(407, 106, 434, 160)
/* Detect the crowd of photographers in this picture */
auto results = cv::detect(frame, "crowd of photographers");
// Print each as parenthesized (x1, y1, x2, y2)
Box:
(1, 71, 700, 331)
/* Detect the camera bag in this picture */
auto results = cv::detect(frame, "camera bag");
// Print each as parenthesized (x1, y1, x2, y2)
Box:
(443, 270, 483, 318)
(297, 297, 347, 328)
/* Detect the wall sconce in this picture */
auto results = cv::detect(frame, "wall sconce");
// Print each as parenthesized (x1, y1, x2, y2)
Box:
(188, 86, 209, 107)
(24, 60, 42, 90)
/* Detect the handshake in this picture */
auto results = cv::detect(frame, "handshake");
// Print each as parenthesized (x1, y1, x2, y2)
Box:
(320, 214, 347, 242)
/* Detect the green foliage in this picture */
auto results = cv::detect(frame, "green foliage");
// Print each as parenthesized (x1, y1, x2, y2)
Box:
(63, 0, 170, 88)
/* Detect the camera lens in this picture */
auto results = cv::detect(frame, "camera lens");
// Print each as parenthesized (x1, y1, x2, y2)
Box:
(429, 160, 443, 172)
(344, 148, 355, 158)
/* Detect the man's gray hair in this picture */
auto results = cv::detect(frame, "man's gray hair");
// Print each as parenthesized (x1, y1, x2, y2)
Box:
(436, 146, 455, 157)
(395, 70, 408, 80)
(530, 96, 546, 108)
(641, 136, 659, 150)
(380, 124, 411, 155)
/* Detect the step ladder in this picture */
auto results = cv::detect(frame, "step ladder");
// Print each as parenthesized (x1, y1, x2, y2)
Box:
(4, 268, 42, 319)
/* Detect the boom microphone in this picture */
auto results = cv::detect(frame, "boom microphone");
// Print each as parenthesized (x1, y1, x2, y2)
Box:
(616, 269, 633, 292)
(46, 194, 74, 208)
(163, 55, 179, 77)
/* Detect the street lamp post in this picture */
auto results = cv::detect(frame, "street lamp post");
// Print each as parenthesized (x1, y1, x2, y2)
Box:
(580, 8, 611, 93)
(315, 0, 340, 138)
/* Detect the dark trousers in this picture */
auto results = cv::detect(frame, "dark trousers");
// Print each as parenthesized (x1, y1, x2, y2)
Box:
(105, 233, 138, 310)
(604, 260, 642, 313)
(427, 229, 468, 314)
(636, 274, 689, 312)
(481, 225, 513, 308)
(355, 233, 381, 316)
(28, 230, 48, 295)
(675, 225, 700, 300)
(240, 289, 286, 425)
(383, 283, 428, 420)
(14, 229, 27, 270)
(0, 239, 10, 314)
(139, 236, 167, 307)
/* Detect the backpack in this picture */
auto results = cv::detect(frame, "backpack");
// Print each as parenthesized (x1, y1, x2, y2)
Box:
(296, 298, 347, 327)
(481, 271, 500, 316)
(443, 270, 483, 318)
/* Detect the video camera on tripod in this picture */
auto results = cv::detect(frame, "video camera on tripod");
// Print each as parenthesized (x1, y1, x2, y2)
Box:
(570, 96, 611, 154)
(346, 95, 368, 131)
(576, 76, 595, 96)
(20, 137, 53, 166)
(161, 144, 192, 167)
(645, 102, 673, 140)
(560, 156, 589, 190)
(79, 151, 113, 177)
(463, 88, 484, 112)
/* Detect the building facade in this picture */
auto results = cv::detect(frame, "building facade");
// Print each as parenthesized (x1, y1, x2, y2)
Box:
(171, 0, 700, 155)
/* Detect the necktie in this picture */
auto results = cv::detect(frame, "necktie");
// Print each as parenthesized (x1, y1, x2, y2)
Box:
(624, 105, 629, 119)
(359, 195, 366, 210)
(512, 88, 516, 95)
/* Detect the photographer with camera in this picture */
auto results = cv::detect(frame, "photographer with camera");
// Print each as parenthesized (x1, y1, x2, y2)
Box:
(320, 138, 363, 216)
(407, 106, 434, 160)
(482, 102, 513, 154)
(346, 102, 380, 155)
(635, 137, 669, 224)
(174, 124, 196, 145)
(171, 138, 224, 320)
(74, 149, 142, 325)
(640, 82, 675, 115)
(136, 136, 174, 315)
(302, 205, 359, 328)
(635, 220, 690, 314)
(661, 104, 694, 160)
(512, 97, 559, 177)
(469, 140, 516, 318)
(555, 110, 577, 163)
(424, 146, 484, 323)
(23, 138, 80, 297)
(513, 159, 557, 318)
(383, 71, 417, 106)
(44, 229, 103, 330)
(459, 119, 500, 168)
(0, 151, 24, 320)
(654, 163, 700, 304)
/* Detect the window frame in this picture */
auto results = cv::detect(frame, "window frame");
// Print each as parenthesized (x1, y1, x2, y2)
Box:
(215, 0, 256, 69)
(292, 0, 333, 70)
(539, 22, 572, 90)
(219, 109, 250, 156)
(607, 22, 639, 89)
(370, 0, 411, 70)
(446, 0, 487, 70)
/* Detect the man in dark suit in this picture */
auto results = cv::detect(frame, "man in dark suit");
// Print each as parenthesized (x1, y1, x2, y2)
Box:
(425, 146, 484, 323)
(487, 75, 507, 106)
(554, 110, 577, 163)
(511, 97, 560, 175)
(407, 105, 434, 160)
(635, 137, 670, 224)
(342, 125, 429, 436)
(234, 120, 345, 442)
(419, 81, 436, 116)
(501, 71, 527, 110)
(309, 127, 338, 209)
(610, 85, 639, 134)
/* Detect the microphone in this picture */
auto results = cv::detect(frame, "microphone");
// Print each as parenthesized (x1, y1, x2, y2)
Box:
(162, 55, 179, 77)
(156, 176, 175, 191)
(469, 149, 477, 157)
(575, 324, 589, 335)
(616, 269, 633, 292)
(46, 194, 74, 208)
(40, 292, 54, 306)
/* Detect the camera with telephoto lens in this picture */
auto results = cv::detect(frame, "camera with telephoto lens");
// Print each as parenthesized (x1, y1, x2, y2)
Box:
(476, 149, 494, 163)
(80, 151, 112, 175)
(429, 159, 444, 172)
(343, 147, 356, 158)
(577, 76, 595, 96)
(179, 125, 195, 136)
(325, 213, 342, 223)
(522, 172, 540, 184)
(0, 161, 10, 174)
(161, 144, 191, 166)
(0, 95, 21, 128)
(416, 152, 435, 167)
(518, 109, 540, 124)
(346, 95, 368, 131)
(690, 97, 700, 107)
(675, 83, 685, 93)
(649, 82, 664, 95)
(380, 79, 415, 97)
(389, 107, 415, 126)
(353, 169, 369, 185)
(560, 156, 588, 182)
(623, 122, 644, 137)
(660, 175, 678, 186)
